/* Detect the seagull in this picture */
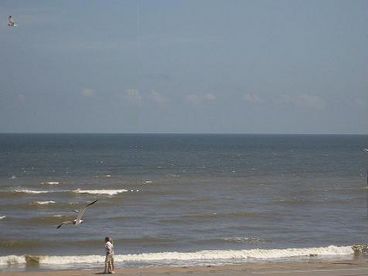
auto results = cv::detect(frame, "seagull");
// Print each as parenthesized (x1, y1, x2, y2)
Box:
(8, 16, 16, 27)
(57, 200, 98, 229)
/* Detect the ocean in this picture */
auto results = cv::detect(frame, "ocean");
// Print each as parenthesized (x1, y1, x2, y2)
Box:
(0, 134, 367, 271)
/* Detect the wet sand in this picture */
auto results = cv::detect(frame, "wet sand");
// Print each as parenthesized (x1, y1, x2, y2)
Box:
(2, 259, 368, 276)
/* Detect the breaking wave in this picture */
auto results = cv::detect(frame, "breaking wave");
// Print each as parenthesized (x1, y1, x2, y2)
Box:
(0, 245, 354, 267)
(32, 201, 56, 205)
(41, 181, 60, 185)
(73, 189, 128, 196)
(14, 189, 49, 194)
(1, 188, 127, 196)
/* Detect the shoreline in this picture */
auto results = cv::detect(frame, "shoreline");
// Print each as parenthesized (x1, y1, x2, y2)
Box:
(2, 259, 368, 276)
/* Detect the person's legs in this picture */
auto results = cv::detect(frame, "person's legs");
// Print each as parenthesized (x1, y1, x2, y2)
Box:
(106, 254, 114, 273)
(110, 255, 115, 273)
(104, 254, 110, 273)
(107, 260, 112, 273)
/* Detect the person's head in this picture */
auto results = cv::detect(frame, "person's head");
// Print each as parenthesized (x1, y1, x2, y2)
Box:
(105, 237, 110, 243)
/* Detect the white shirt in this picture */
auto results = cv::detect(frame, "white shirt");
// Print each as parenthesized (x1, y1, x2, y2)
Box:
(105, 241, 114, 255)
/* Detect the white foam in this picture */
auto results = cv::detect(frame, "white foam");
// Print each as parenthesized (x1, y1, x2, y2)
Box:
(73, 189, 128, 196)
(0, 216, 6, 220)
(42, 255, 103, 265)
(0, 246, 354, 267)
(33, 201, 56, 205)
(0, 255, 26, 265)
(41, 181, 59, 185)
(15, 189, 49, 194)
(121, 246, 353, 262)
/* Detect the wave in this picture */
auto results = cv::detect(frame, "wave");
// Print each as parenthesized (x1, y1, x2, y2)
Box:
(122, 245, 354, 262)
(0, 245, 354, 266)
(14, 189, 49, 194)
(0, 189, 71, 196)
(2, 188, 127, 196)
(0, 216, 5, 220)
(73, 189, 128, 196)
(32, 201, 56, 205)
(41, 181, 60, 185)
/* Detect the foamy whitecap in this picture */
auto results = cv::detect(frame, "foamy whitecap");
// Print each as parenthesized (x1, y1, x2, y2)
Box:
(0, 246, 354, 267)
(121, 246, 354, 262)
(15, 189, 49, 194)
(0, 216, 6, 220)
(33, 201, 56, 205)
(0, 255, 25, 265)
(41, 181, 59, 185)
(73, 189, 128, 196)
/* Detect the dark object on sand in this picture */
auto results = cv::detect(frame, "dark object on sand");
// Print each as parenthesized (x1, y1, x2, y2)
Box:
(352, 244, 368, 255)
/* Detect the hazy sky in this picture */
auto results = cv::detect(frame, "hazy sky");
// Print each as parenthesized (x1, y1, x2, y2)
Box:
(0, 0, 367, 134)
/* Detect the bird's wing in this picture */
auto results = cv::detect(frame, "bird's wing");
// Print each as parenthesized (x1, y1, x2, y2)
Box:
(56, 220, 74, 229)
(76, 200, 98, 221)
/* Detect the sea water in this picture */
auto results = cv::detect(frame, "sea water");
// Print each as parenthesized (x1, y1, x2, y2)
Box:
(0, 134, 367, 271)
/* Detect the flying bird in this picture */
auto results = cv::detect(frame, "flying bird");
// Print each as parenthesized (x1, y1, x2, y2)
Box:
(8, 16, 16, 27)
(57, 200, 98, 229)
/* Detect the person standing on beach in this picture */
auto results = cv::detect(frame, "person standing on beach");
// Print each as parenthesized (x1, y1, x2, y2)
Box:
(104, 236, 115, 274)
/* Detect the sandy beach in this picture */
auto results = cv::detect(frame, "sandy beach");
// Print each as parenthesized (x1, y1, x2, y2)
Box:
(2, 259, 368, 276)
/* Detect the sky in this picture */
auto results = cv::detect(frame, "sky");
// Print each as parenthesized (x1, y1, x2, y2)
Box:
(0, 0, 367, 134)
